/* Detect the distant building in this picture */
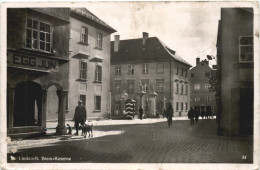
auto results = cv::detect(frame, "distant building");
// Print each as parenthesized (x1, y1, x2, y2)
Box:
(190, 58, 216, 115)
(216, 8, 254, 135)
(7, 8, 70, 137)
(66, 8, 116, 120)
(110, 33, 192, 117)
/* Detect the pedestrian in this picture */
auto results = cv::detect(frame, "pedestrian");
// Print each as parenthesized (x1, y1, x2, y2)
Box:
(167, 104, 173, 127)
(188, 107, 195, 125)
(139, 107, 143, 120)
(194, 108, 199, 124)
(201, 109, 205, 119)
(207, 109, 212, 119)
(73, 100, 87, 135)
(156, 109, 159, 118)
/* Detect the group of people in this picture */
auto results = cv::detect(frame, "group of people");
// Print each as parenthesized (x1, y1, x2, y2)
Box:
(187, 107, 213, 125)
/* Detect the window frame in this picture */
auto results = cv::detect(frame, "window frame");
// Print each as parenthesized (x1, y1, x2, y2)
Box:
(127, 80, 135, 94)
(142, 64, 149, 74)
(194, 84, 200, 91)
(26, 18, 52, 53)
(79, 60, 87, 80)
(80, 26, 88, 44)
(114, 80, 121, 93)
(95, 64, 102, 82)
(115, 65, 121, 75)
(205, 84, 211, 91)
(128, 65, 134, 75)
(156, 79, 164, 93)
(176, 102, 179, 111)
(96, 32, 103, 49)
(239, 36, 253, 63)
(94, 95, 101, 111)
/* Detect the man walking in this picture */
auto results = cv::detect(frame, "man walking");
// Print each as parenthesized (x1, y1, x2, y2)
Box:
(194, 108, 199, 124)
(73, 100, 87, 135)
(188, 107, 195, 125)
(167, 104, 173, 127)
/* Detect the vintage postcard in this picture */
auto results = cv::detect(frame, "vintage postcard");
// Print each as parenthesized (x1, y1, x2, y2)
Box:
(0, 1, 259, 169)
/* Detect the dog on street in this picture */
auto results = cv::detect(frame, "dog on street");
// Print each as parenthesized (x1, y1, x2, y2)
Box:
(81, 123, 93, 138)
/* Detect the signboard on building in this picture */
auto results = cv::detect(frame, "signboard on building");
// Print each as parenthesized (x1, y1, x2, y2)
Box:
(7, 52, 59, 72)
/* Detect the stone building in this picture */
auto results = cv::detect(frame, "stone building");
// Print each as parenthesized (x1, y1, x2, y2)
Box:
(66, 8, 116, 120)
(190, 58, 216, 115)
(7, 8, 70, 137)
(216, 8, 254, 135)
(110, 33, 192, 117)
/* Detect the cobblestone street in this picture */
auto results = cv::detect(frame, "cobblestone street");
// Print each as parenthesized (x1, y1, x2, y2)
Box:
(8, 119, 253, 163)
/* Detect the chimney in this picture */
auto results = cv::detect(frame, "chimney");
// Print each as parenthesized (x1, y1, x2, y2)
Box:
(142, 32, 149, 45)
(114, 35, 120, 52)
(196, 58, 200, 66)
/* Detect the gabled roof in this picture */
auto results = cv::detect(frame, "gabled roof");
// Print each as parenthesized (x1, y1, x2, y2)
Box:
(70, 8, 116, 33)
(111, 37, 192, 67)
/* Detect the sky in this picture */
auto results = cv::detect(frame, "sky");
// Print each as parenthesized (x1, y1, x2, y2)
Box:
(84, 1, 257, 67)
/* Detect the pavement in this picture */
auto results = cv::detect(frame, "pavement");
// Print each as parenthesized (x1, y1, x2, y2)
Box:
(7, 117, 253, 163)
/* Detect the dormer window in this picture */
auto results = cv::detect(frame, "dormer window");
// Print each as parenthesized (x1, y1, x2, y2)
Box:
(26, 18, 52, 52)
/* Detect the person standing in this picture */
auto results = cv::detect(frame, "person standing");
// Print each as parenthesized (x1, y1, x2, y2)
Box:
(188, 107, 195, 125)
(167, 104, 173, 127)
(139, 107, 143, 120)
(201, 108, 205, 119)
(73, 100, 87, 135)
(194, 108, 199, 124)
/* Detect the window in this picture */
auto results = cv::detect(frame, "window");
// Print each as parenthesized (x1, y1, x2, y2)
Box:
(205, 96, 211, 101)
(194, 97, 200, 102)
(194, 84, 200, 90)
(185, 84, 188, 94)
(185, 69, 188, 77)
(239, 36, 253, 62)
(181, 84, 184, 94)
(176, 83, 179, 94)
(80, 95, 86, 107)
(181, 67, 184, 76)
(176, 65, 179, 75)
(128, 65, 134, 75)
(95, 65, 102, 82)
(79, 61, 87, 80)
(80, 27, 88, 43)
(156, 79, 164, 92)
(26, 18, 51, 52)
(176, 102, 179, 110)
(186, 102, 188, 110)
(115, 81, 121, 93)
(96, 32, 103, 49)
(156, 63, 164, 73)
(142, 64, 148, 74)
(141, 79, 149, 92)
(181, 102, 183, 110)
(205, 72, 210, 77)
(191, 73, 194, 77)
(95, 96, 101, 111)
(115, 66, 121, 75)
(205, 84, 211, 91)
(127, 80, 135, 94)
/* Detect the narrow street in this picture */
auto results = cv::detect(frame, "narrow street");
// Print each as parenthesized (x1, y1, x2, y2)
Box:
(8, 119, 253, 163)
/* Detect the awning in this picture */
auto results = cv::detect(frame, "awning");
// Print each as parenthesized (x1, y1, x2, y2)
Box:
(72, 51, 89, 59)
(90, 56, 104, 62)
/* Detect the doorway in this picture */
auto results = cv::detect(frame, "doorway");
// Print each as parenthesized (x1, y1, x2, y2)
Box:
(13, 81, 42, 127)
(240, 88, 253, 135)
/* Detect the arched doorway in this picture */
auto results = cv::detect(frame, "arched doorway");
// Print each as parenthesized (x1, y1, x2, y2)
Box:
(46, 85, 59, 121)
(13, 81, 43, 127)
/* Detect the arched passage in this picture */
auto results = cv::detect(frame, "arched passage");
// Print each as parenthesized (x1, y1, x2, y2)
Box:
(13, 81, 43, 127)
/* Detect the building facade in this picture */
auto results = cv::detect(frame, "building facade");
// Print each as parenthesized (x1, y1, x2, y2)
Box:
(7, 8, 70, 137)
(66, 8, 116, 120)
(216, 8, 254, 135)
(190, 58, 216, 115)
(110, 33, 192, 117)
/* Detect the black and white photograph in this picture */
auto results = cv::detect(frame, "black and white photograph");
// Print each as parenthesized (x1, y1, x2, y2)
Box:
(0, 1, 259, 169)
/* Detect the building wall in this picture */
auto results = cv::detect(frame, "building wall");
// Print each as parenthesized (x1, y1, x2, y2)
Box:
(219, 8, 253, 135)
(110, 60, 190, 117)
(7, 8, 70, 134)
(68, 16, 111, 120)
(190, 60, 216, 113)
